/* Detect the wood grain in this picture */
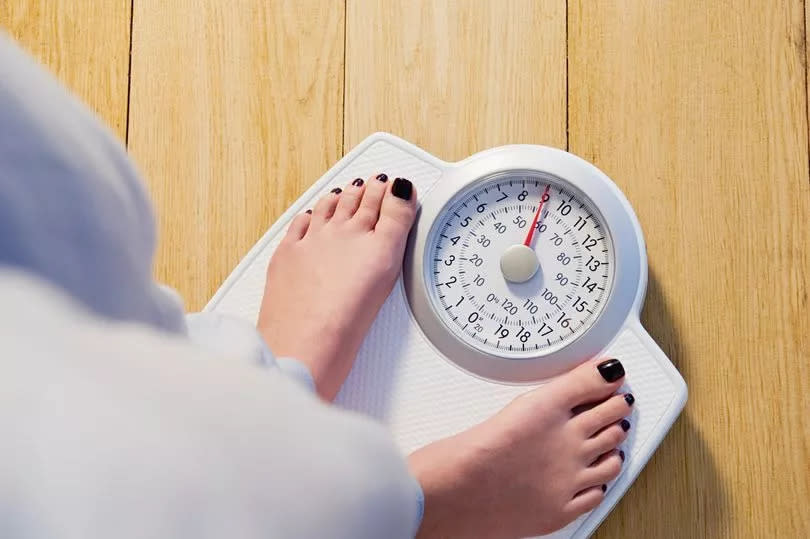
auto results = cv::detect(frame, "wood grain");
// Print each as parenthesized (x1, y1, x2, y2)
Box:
(569, 1, 810, 537)
(127, 0, 345, 310)
(6, 0, 809, 535)
(344, 0, 567, 159)
(0, 0, 131, 141)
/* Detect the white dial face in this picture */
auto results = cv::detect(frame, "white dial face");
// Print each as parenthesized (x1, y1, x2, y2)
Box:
(426, 172, 615, 358)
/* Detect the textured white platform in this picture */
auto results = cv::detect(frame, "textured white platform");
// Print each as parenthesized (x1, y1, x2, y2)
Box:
(205, 133, 687, 538)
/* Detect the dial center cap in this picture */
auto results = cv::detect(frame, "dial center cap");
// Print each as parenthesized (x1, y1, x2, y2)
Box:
(499, 244, 540, 283)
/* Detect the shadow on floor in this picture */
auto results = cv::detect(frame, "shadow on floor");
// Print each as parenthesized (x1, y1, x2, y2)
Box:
(596, 268, 730, 538)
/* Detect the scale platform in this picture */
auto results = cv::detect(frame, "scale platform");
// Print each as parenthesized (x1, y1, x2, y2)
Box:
(205, 133, 687, 538)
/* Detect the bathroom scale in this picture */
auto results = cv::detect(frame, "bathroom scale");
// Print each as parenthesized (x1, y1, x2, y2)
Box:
(205, 132, 688, 538)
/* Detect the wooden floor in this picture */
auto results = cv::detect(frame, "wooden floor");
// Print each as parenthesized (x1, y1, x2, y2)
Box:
(2, 1, 809, 537)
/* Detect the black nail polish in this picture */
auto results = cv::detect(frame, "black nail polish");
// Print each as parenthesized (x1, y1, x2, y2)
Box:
(601, 484, 607, 492)
(331, 187, 342, 194)
(597, 359, 624, 382)
(392, 177, 413, 201)
(624, 393, 635, 406)
(620, 419, 631, 432)
(376, 173, 388, 182)
(352, 178, 364, 187)
(305, 209, 312, 214)
(619, 450, 625, 462)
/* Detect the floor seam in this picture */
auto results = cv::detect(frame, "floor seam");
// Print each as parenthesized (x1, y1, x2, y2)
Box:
(802, 0, 810, 340)
(565, 0, 570, 152)
(341, 0, 348, 155)
(125, 0, 134, 147)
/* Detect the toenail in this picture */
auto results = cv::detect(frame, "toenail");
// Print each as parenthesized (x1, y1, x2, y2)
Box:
(624, 393, 635, 406)
(392, 177, 413, 200)
(331, 187, 342, 194)
(597, 359, 624, 382)
(376, 173, 388, 182)
(352, 178, 364, 187)
(601, 484, 607, 492)
(305, 209, 312, 214)
(620, 419, 631, 432)
(619, 450, 625, 461)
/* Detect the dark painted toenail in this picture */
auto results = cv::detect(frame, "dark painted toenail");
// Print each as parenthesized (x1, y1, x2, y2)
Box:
(601, 484, 607, 492)
(624, 393, 635, 406)
(619, 450, 625, 461)
(376, 173, 388, 182)
(597, 359, 624, 382)
(305, 209, 312, 214)
(352, 178, 364, 187)
(620, 419, 631, 432)
(331, 187, 342, 194)
(392, 177, 413, 201)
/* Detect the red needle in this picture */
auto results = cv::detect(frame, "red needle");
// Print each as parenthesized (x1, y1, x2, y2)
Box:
(523, 184, 551, 247)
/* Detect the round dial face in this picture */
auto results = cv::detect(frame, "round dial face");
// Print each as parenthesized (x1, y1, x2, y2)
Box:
(425, 171, 615, 358)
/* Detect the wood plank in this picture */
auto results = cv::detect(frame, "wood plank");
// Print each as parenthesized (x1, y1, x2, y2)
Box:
(569, 1, 810, 537)
(128, 1, 344, 310)
(0, 0, 131, 140)
(344, 0, 567, 160)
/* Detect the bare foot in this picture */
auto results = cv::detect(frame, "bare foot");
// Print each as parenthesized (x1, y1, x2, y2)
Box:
(258, 174, 417, 400)
(409, 358, 632, 538)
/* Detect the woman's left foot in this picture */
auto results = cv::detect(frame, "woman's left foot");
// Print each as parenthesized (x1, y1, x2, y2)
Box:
(257, 174, 417, 400)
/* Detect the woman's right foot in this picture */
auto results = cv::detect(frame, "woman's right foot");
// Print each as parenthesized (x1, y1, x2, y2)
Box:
(410, 358, 632, 538)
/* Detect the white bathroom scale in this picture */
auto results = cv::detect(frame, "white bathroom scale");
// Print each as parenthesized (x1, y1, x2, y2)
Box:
(205, 133, 688, 538)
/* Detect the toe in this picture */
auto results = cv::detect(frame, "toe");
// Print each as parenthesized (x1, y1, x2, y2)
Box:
(564, 485, 605, 518)
(577, 450, 623, 491)
(550, 358, 625, 409)
(582, 422, 629, 463)
(354, 173, 389, 229)
(375, 177, 417, 241)
(333, 177, 366, 221)
(574, 392, 634, 437)
(310, 187, 342, 230)
(283, 211, 312, 243)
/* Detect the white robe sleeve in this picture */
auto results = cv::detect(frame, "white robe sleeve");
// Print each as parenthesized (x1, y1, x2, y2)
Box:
(0, 272, 422, 539)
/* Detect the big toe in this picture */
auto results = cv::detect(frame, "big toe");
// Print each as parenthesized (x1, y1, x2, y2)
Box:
(550, 357, 626, 409)
(375, 177, 417, 242)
